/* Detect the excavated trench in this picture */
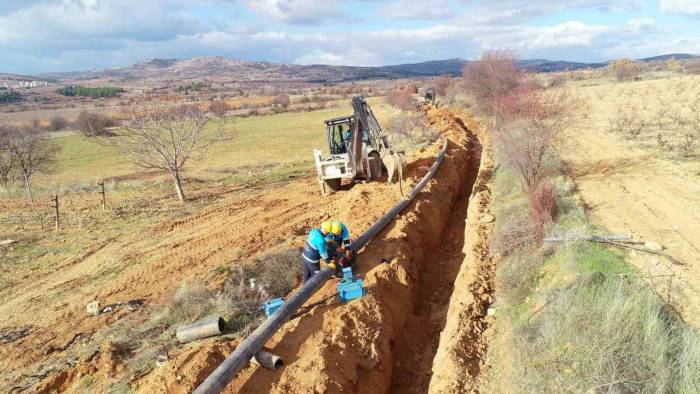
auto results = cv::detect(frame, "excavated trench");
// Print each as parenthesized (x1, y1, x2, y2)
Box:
(134, 108, 495, 394)
(389, 139, 480, 393)
(239, 107, 495, 394)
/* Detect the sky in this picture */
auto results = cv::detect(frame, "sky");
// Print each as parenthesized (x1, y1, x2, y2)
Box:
(0, 0, 699, 75)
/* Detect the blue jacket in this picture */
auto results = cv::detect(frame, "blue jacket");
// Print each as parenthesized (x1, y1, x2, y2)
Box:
(301, 228, 330, 264)
(326, 223, 350, 246)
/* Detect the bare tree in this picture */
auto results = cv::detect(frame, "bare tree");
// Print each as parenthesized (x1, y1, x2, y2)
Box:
(0, 127, 17, 187)
(99, 101, 233, 202)
(5, 124, 59, 209)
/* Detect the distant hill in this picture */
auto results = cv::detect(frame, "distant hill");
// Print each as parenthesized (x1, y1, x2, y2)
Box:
(29, 53, 699, 85)
(639, 53, 697, 62)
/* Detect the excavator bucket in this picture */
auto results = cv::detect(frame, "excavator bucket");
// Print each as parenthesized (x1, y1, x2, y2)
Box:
(382, 150, 406, 183)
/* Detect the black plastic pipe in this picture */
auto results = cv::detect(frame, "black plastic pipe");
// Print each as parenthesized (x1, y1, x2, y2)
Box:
(193, 136, 448, 394)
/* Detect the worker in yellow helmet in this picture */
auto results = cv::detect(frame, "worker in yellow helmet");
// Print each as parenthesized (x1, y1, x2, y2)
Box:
(325, 220, 355, 273)
(300, 221, 334, 283)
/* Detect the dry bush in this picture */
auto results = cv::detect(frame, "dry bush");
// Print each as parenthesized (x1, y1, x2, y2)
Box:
(495, 247, 543, 306)
(493, 88, 574, 192)
(75, 111, 117, 136)
(165, 248, 299, 333)
(609, 59, 640, 81)
(384, 89, 414, 110)
(529, 180, 555, 241)
(272, 93, 290, 109)
(49, 115, 69, 131)
(433, 74, 452, 96)
(684, 58, 700, 74)
(208, 100, 229, 117)
(492, 214, 537, 257)
(462, 50, 522, 115)
(677, 133, 697, 157)
(385, 111, 438, 151)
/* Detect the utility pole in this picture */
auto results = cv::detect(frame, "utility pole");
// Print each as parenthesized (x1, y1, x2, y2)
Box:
(98, 181, 106, 211)
(51, 194, 59, 231)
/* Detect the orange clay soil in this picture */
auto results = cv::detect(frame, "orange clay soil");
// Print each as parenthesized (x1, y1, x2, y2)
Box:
(1, 106, 495, 394)
(136, 107, 495, 394)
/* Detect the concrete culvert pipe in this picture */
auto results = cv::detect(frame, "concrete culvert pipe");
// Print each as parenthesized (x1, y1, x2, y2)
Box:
(176, 315, 225, 343)
(250, 350, 284, 370)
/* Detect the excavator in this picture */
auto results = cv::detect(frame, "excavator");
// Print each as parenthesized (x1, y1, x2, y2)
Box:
(313, 96, 405, 194)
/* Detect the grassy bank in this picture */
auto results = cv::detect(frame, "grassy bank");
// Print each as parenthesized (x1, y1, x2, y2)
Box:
(485, 162, 700, 392)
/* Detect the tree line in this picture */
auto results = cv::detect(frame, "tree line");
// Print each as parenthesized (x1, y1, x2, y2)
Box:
(56, 85, 125, 99)
(0, 90, 21, 102)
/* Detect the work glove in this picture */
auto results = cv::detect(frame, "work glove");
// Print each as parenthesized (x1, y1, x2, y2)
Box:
(322, 259, 336, 270)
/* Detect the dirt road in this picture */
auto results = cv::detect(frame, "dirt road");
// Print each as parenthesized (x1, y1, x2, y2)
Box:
(560, 125, 700, 327)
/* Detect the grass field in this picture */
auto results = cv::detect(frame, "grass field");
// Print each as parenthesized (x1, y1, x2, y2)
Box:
(22, 97, 392, 191)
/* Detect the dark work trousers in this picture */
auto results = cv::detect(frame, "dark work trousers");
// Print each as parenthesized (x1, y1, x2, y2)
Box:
(301, 257, 321, 283)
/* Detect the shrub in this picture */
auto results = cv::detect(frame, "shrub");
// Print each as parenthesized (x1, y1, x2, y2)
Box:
(208, 101, 229, 117)
(685, 58, 700, 74)
(493, 88, 574, 192)
(609, 59, 640, 81)
(462, 50, 522, 115)
(75, 111, 117, 136)
(49, 115, 68, 131)
(433, 74, 452, 97)
(529, 180, 555, 240)
(385, 89, 414, 110)
(272, 93, 290, 109)
(385, 111, 438, 151)
(165, 248, 299, 333)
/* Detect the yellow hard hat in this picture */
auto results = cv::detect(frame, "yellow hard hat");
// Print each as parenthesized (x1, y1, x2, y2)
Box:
(321, 221, 332, 234)
(331, 221, 342, 236)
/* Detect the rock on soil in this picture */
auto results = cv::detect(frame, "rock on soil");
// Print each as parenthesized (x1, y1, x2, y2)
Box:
(644, 241, 664, 251)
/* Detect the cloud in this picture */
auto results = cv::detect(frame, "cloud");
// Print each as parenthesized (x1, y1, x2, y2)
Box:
(378, 0, 454, 21)
(659, 0, 700, 16)
(241, 0, 343, 24)
(0, 0, 693, 74)
(0, 0, 209, 47)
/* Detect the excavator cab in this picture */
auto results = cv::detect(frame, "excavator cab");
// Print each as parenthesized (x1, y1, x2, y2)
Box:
(326, 116, 353, 154)
(313, 96, 405, 194)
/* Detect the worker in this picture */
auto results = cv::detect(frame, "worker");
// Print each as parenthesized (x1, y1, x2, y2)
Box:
(326, 220, 355, 270)
(300, 221, 335, 283)
(342, 128, 352, 153)
(326, 220, 351, 248)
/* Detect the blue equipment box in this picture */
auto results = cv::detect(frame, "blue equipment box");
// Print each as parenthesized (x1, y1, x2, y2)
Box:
(342, 267, 353, 279)
(337, 277, 365, 302)
(263, 297, 284, 316)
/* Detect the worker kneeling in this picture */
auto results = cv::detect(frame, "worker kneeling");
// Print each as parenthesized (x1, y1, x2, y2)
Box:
(325, 220, 356, 272)
(301, 220, 354, 283)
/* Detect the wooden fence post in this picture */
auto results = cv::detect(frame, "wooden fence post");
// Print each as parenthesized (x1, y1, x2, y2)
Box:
(51, 194, 59, 231)
(98, 181, 106, 211)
